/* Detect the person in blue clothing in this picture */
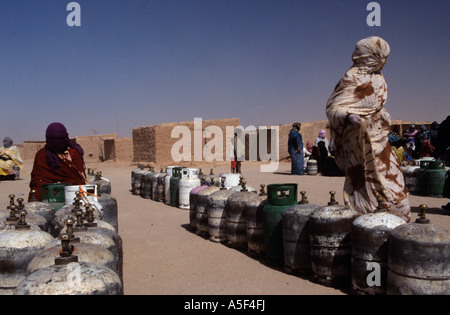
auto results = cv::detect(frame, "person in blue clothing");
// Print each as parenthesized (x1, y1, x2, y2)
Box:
(288, 122, 305, 175)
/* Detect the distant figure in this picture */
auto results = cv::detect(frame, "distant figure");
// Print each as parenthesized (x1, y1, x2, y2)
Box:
(303, 140, 314, 168)
(314, 129, 330, 155)
(326, 36, 411, 222)
(230, 128, 244, 174)
(311, 141, 328, 175)
(0, 137, 24, 179)
(429, 121, 439, 150)
(288, 122, 305, 175)
(29, 122, 89, 201)
(436, 115, 450, 163)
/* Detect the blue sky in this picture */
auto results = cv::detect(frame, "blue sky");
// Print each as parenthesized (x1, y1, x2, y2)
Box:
(0, 0, 449, 143)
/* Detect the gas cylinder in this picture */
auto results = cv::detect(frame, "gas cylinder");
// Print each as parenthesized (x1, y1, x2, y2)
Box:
(207, 178, 235, 243)
(225, 180, 257, 249)
(155, 169, 167, 202)
(244, 185, 268, 257)
(164, 166, 182, 205)
(230, 176, 256, 192)
(0, 202, 49, 233)
(179, 168, 201, 210)
(170, 167, 183, 207)
(425, 160, 446, 197)
(351, 198, 406, 295)
(131, 164, 142, 193)
(309, 191, 360, 287)
(307, 159, 318, 175)
(263, 183, 298, 266)
(219, 173, 241, 189)
(21, 195, 56, 225)
(132, 165, 146, 196)
(206, 169, 220, 186)
(27, 240, 117, 276)
(151, 168, 164, 201)
(14, 234, 123, 295)
(282, 191, 320, 275)
(0, 210, 54, 294)
(401, 165, 421, 195)
(50, 194, 102, 237)
(95, 184, 119, 233)
(141, 166, 156, 199)
(189, 178, 208, 229)
(91, 171, 111, 195)
(59, 208, 123, 285)
(387, 205, 450, 295)
(417, 160, 431, 196)
(195, 179, 221, 235)
(49, 213, 122, 285)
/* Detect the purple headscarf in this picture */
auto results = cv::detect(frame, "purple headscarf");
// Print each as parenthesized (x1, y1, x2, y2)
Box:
(45, 122, 84, 170)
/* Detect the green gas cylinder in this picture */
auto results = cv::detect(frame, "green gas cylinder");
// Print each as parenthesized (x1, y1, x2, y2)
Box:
(425, 160, 446, 198)
(262, 183, 298, 266)
(169, 167, 183, 207)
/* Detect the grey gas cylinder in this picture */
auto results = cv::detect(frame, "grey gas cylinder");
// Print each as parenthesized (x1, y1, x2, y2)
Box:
(244, 185, 268, 257)
(351, 199, 406, 295)
(189, 178, 208, 230)
(95, 183, 119, 233)
(387, 205, 450, 295)
(225, 180, 257, 249)
(282, 191, 320, 275)
(91, 171, 111, 195)
(14, 234, 123, 295)
(0, 204, 48, 233)
(207, 179, 235, 243)
(0, 211, 54, 295)
(21, 199, 56, 225)
(195, 180, 220, 236)
(309, 191, 360, 287)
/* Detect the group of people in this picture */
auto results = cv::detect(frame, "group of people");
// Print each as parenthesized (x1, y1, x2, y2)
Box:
(288, 124, 343, 177)
(389, 117, 450, 165)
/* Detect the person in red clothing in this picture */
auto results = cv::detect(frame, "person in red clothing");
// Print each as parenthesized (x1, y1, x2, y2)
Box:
(28, 122, 89, 201)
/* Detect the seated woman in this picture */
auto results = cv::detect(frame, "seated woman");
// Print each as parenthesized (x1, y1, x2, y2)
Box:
(28, 122, 89, 201)
(0, 137, 24, 180)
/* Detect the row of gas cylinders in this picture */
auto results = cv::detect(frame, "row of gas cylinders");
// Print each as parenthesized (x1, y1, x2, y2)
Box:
(0, 172, 123, 295)
(188, 181, 449, 295)
(402, 159, 450, 198)
(131, 165, 248, 208)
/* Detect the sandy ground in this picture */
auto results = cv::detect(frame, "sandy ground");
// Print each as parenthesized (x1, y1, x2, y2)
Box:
(1, 159, 449, 296)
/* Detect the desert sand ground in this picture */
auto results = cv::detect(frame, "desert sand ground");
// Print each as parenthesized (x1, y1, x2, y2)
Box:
(1, 159, 449, 296)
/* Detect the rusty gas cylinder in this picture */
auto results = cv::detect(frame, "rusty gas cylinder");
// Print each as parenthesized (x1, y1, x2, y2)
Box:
(309, 191, 360, 287)
(96, 183, 119, 233)
(0, 200, 49, 233)
(244, 185, 268, 257)
(351, 198, 406, 295)
(14, 233, 123, 295)
(282, 191, 320, 275)
(225, 180, 257, 249)
(189, 177, 208, 230)
(387, 205, 450, 295)
(195, 178, 220, 236)
(0, 210, 53, 294)
(22, 193, 56, 224)
(207, 177, 235, 243)
(50, 194, 102, 237)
